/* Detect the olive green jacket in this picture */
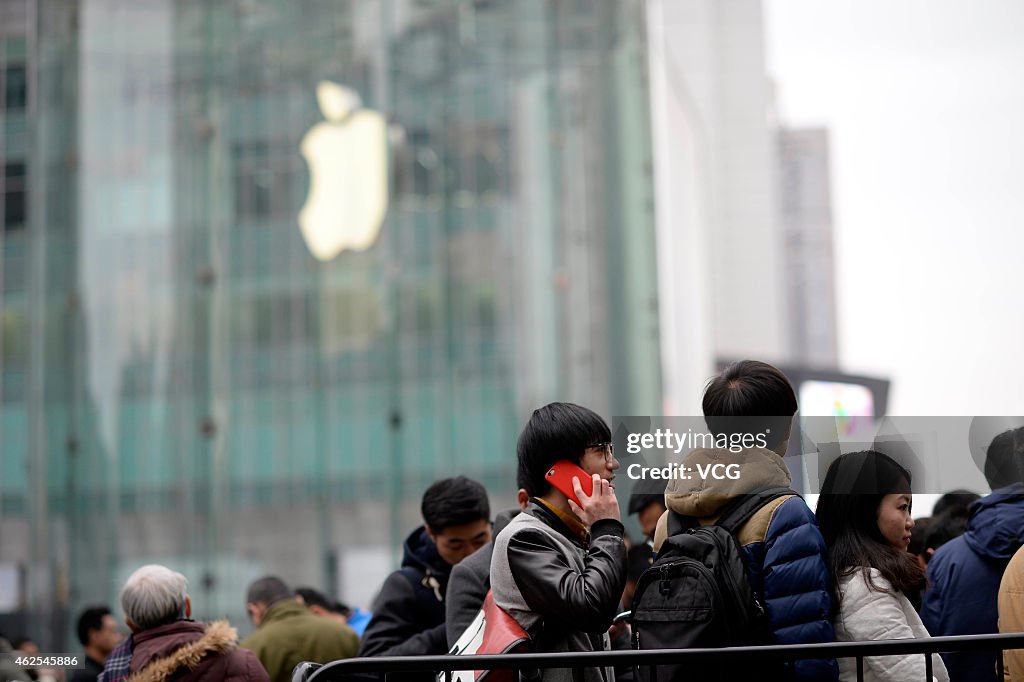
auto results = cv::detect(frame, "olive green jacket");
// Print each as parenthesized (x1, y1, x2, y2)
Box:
(239, 600, 358, 682)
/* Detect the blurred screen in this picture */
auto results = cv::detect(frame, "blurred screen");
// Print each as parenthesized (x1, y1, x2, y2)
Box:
(799, 380, 875, 420)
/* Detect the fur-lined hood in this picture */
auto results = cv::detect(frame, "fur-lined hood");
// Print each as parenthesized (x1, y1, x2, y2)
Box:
(663, 446, 792, 519)
(128, 620, 238, 682)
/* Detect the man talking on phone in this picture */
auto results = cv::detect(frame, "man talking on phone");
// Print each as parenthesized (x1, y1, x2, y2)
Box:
(490, 402, 626, 682)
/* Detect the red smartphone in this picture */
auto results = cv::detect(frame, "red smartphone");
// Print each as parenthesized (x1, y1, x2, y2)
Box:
(545, 460, 594, 507)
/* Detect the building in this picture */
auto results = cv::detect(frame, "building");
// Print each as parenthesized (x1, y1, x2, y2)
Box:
(0, 0, 661, 648)
(645, 0, 787, 416)
(778, 127, 840, 368)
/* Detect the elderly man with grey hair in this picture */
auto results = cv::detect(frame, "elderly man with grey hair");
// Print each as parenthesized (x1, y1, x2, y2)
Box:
(117, 564, 269, 682)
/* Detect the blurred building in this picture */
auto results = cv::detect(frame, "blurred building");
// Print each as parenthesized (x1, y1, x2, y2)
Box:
(0, 0, 661, 647)
(645, 0, 786, 416)
(778, 127, 839, 368)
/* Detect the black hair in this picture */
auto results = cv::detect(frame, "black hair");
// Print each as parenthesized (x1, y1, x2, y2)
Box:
(702, 360, 797, 450)
(815, 450, 925, 607)
(627, 476, 667, 516)
(516, 402, 612, 497)
(924, 511, 969, 555)
(907, 517, 933, 557)
(421, 476, 490, 534)
(984, 428, 1024, 489)
(11, 636, 33, 650)
(931, 489, 981, 518)
(296, 586, 350, 615)
(295, 587, 331, 610)
(515, 459, 537, 497)
(246, 576, 291, 606)
(76, 606, 111, 647)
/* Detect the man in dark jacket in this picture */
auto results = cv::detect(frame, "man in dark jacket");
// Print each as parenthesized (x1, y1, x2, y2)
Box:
(490, 402, 627, 682)
(653, 360, 838, 682)
(359, 476, 491, 670)
(445, 489, 529, 648)
(71, 605, 123, 682)
(119, 564, 269, 682)
(922, 426, 1024, 682)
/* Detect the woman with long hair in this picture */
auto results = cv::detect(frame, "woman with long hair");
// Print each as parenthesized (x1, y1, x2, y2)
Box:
(816, 450, 948, 682)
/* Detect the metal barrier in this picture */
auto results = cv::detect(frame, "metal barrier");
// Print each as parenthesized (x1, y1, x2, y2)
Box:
(294, 632, 1024, 682)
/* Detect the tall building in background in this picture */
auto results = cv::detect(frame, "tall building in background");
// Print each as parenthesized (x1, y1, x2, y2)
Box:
(778, 128, 839, 368)
(646, 0, 786, 417)
(0, 0, 661, 648)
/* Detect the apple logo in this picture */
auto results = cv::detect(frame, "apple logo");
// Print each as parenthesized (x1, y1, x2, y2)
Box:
(298, 81, 388, 261)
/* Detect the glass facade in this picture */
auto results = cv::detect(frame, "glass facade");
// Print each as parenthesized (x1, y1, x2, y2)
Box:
(0, 0, 660, 647)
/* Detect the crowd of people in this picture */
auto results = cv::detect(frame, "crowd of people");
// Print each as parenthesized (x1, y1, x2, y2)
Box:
(3, 360, 1023, 682)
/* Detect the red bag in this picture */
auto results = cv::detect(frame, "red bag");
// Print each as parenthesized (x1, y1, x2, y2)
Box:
(442, 590, 531, 682)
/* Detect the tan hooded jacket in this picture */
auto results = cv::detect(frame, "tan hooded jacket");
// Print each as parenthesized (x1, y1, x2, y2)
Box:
(652, 446, 795, 552)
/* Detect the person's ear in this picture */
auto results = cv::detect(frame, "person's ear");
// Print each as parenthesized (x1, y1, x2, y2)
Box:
(185, 595, 192, 618)
(425, 526, 437, 543)
(247, 602, 267, 626)
(125, 617, 140, 634)
(517, 488, 530, 510)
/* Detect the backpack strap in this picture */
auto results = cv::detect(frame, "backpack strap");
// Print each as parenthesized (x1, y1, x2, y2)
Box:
(714, 486, 800, 536)
(666, 508, 699, 537)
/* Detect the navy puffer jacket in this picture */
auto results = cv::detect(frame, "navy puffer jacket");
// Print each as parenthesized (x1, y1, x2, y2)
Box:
(921, 483, 1024, 682)
(656, 447, 839, 682)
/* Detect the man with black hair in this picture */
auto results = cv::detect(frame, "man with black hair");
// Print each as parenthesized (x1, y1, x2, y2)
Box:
(294, 587, 372, 638)
(445, 479, 531, 648)
(653, 360, 838, 681)
(294, 587, 350, 624)
(922, 426, 1024, 682)
(241, 576, 358, 682)
(358, 476, 491, 670)
(932, 489, 981, 518)
(70, 606, 122, 682)
(626, 476, 666, 543)
(908, 516, 935, 571)
(490, 402, 626, 682)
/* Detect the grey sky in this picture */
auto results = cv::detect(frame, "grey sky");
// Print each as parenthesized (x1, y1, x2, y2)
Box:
(765, 0, 1024, 414)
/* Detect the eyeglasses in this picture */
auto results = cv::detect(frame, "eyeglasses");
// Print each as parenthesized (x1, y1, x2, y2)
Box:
(586, 441, 615, 462)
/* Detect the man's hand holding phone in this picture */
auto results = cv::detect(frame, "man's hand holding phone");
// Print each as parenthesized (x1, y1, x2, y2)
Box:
(568, 473, 621, 526)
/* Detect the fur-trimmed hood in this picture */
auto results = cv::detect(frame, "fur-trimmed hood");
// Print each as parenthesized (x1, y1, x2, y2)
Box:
(128, 620, 238, 682)
(663, 447, 792, 519)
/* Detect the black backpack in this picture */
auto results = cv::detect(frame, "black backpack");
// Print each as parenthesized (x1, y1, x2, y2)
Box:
(630, 486, 798, 682)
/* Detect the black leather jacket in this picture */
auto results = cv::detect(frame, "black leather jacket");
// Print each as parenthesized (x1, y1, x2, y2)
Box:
(503, 502, 627, 666)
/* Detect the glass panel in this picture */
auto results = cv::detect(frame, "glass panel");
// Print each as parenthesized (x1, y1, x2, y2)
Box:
(1, 0, 661, 649)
